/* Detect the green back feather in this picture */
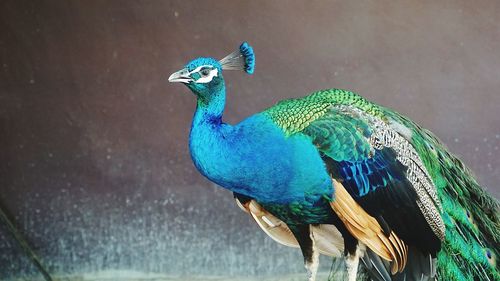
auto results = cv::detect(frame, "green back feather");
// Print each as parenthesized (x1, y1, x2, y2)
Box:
(264, 89, 384, 135)
(301, 108, 373, 162)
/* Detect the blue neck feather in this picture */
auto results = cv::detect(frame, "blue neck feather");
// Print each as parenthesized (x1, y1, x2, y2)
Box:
(189, 84, 236, 190)
(194, 87, 225, 126)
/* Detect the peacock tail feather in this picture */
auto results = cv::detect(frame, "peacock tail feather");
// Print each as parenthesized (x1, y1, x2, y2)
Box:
(385, 112, 500, 281)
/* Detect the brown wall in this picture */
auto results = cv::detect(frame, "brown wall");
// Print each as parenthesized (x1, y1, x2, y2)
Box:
(1, 0, 499, 279)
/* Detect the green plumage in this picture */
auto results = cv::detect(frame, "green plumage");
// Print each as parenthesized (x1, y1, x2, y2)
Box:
(265, 89, 499, 280)
(302, 109, 373, 162)
(382, 105, 499, 280)
(264, 89, 384, 135)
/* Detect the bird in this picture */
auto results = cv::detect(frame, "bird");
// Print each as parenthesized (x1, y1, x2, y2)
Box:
(168, 42, 499, 281)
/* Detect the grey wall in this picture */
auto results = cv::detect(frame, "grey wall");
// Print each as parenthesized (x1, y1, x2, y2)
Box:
(1, 0, 499, 279)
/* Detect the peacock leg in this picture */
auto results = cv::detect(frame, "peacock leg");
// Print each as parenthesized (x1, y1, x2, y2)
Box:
(290, 224, 319, 281)
(345, 243, 365, 281)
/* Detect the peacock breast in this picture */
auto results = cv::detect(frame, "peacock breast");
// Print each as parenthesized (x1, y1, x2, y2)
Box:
(189, 114, 333, 205)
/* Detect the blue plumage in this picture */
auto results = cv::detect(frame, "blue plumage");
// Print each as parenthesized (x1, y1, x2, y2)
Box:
(186, 57, 222, 72)
(190, 110, 333, 205)
(334, 148, 406, 197)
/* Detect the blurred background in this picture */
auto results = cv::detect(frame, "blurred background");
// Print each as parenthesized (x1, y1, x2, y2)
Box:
(1, 1, 499, 280)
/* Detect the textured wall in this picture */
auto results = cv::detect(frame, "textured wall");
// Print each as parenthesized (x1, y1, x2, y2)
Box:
(1, 0, 499, 279)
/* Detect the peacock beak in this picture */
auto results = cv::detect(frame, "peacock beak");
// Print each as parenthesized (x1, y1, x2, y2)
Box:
(168, 68, 192, 83)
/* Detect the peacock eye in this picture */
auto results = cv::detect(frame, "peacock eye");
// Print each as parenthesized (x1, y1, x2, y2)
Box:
(201, 69, 211, 76)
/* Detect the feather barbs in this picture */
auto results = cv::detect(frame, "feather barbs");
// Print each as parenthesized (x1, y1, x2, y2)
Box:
(219, 42, 255, 74)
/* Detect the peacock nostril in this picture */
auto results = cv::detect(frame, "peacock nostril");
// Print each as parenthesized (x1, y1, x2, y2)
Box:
(168, 68, 192, 83)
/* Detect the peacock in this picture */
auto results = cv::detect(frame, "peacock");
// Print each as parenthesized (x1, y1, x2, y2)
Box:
(168, 42, 499, 281)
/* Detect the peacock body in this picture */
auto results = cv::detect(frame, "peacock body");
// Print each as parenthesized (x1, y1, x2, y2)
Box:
(169, 42, 499, 281)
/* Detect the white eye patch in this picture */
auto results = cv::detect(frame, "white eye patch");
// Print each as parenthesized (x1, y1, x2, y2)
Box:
(195, 68, 218, 83)
(189, 65, 218, 83)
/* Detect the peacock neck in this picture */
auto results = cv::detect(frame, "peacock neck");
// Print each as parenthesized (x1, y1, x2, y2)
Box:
(192, 85, 226, 127)
(189, 84, 230, 165)
(190, 85, 240, 192)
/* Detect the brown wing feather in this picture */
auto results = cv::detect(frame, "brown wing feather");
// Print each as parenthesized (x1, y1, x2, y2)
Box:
(330, 179, 408, 273)
(234, 198, 344, 257)
(247, 200, 300, 248)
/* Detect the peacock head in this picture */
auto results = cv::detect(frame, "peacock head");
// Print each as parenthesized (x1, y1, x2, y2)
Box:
(168, 42, 255, 99)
